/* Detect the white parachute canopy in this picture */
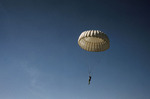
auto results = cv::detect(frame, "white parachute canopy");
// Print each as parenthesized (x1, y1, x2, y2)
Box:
(78, 30, 110, 52)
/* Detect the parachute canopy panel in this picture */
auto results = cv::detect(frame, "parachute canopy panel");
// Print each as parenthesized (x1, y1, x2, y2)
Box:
(78, 30, 110, 52)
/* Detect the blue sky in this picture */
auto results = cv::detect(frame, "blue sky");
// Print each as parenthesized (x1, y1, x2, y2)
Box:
(0, 0, 150, 99)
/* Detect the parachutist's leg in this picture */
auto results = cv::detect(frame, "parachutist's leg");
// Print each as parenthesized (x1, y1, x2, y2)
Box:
(88, 80, 90, 85)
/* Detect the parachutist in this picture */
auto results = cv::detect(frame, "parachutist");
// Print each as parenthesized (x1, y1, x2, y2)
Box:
(78, 30, 109, 85)
(88, 75, 92, 85)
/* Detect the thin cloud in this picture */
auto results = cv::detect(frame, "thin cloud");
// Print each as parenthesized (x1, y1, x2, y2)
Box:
(20, 61, 49, 99)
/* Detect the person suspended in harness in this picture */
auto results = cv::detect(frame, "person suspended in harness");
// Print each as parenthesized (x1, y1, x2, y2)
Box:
(88, 75, 92, 85)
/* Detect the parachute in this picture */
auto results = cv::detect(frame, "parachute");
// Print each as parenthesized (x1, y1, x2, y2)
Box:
(78, 30, 110, 84)
(78, 30, 110, 52)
